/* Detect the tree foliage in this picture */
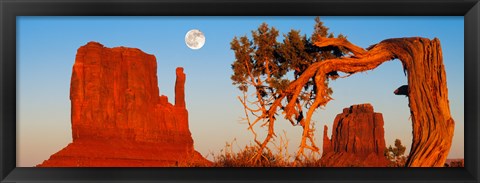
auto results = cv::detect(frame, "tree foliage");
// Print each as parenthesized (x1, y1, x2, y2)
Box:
(230, 17, 347, 160)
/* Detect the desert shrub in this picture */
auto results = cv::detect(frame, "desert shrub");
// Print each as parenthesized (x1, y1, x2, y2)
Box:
(385, 139, 407, 167)
(210, 134, 320, 167)
(211, 140, 280, 167)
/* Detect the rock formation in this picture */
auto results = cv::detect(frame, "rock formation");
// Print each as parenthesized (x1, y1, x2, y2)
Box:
(319, 103, 390, 167)
(37, 42, 210, 167)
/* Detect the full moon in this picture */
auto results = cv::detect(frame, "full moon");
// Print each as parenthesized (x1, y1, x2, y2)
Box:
(185, 29, 205, 50)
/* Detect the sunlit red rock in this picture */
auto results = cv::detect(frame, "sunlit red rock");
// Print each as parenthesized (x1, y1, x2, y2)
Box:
(37, 42, 210, 167)
(319, 103, 390, 167)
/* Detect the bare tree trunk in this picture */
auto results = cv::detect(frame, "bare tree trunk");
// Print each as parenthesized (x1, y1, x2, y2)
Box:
(389, 38, 454, 167)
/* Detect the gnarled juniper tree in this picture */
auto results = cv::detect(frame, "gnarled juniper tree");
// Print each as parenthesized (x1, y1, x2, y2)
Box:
(231, 17, 454, 167)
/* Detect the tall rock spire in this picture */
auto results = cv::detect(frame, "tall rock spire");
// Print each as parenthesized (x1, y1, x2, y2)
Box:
(175, 67, 186, 108)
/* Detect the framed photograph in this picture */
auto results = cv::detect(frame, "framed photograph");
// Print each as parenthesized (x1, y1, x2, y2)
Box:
(1, 0, 479, 182)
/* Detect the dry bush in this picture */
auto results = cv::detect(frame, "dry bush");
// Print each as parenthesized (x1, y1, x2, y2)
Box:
(210, 132, 321, 167)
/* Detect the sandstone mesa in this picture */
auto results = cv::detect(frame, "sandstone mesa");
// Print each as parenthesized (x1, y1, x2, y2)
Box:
(319, 103, 390, 167)
(38, 42, 210, 167)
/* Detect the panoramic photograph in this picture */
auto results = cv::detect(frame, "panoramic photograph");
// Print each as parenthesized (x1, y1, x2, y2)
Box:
(17, 16, 464, 167)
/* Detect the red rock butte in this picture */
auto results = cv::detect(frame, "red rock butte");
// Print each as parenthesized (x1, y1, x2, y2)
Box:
(37, 42, 210, 167)
(319, 103, 390, 167)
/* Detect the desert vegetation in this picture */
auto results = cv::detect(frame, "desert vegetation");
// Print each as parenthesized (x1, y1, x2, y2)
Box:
(196, 138, 408, 167)
(385, 139, 408, 167)
(208, 135, 322, 167)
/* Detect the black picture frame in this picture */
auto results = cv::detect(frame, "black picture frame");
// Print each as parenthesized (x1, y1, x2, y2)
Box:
(1, 0, 479, 182)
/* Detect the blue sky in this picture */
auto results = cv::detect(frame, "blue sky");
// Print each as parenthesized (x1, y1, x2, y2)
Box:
(17, 16, 464, 167)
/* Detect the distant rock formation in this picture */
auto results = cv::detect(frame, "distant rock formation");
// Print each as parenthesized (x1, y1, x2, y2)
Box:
(319, 103, 390, 167)
(37, 42, 210, 167)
